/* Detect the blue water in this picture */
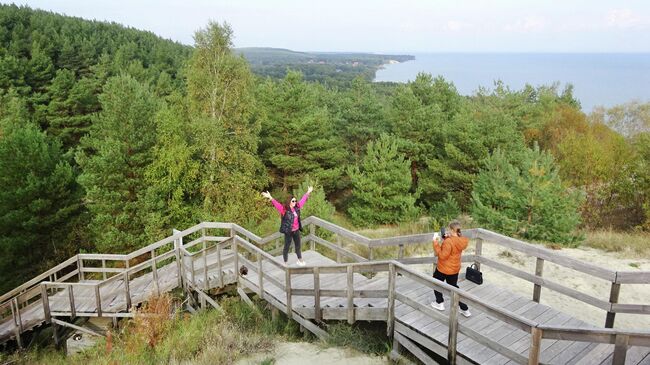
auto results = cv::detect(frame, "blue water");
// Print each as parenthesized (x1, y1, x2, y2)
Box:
(374, 53, 650, 112)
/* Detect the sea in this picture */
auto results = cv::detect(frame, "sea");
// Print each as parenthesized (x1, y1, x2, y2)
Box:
(374, 53, 650, 113)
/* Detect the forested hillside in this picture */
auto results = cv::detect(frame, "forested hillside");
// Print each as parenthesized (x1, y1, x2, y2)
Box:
(236, 47, 414, 86)
(1, 4, 649, 295)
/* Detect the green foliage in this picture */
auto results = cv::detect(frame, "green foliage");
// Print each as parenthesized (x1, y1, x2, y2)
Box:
(423, 104, 527, 208)
(76, 75, 159, 252)
(0, 3, 190, 146)
(337, 77, 387, 162)
(633, 132, 650, 230)
(257, 70, 347, 193)
(387, 80, 443, 195)
(187, 21, 268, 224)
(238, 47, 413, 87)
(293, 177, 335, 221)
(144, 96, 202, 241)
(429, 193, 461, 229)
(0, 122, 80, 293)
(471, 145, 584, 245)
(348, 134, 419, 225)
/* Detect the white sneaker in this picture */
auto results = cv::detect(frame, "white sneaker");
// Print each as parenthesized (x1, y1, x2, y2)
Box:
(460, 309, 472, 317)
(430, 302, 445, 311)
(296, 259, 306, 267)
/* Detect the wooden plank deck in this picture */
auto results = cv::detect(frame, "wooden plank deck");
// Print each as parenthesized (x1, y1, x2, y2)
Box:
(239, 251, 650, 365)
(2, 248, 649, 365)
(0, 249, 236, 342)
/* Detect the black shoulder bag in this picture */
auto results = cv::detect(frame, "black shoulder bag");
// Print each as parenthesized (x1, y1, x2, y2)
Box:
(465, 263, 483, 285)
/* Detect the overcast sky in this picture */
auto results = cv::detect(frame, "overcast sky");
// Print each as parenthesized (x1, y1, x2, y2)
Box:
(4, 0, 650, 53)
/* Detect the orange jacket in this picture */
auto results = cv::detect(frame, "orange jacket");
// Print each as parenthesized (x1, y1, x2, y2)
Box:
(433, 236, 469, 275)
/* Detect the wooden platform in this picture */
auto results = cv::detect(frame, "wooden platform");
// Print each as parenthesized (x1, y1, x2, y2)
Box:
(2, 218, 649, 365)
(0, 249, 236, 342)
(237, 250, 650, 365)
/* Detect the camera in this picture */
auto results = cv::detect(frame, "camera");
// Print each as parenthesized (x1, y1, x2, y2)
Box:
(440, 227, 448, 239)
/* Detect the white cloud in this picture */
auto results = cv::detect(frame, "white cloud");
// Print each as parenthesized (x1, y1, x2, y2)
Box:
(503, 16, 546, 33)
(445, 20, 472, 32)
(606, 9, 648, 29)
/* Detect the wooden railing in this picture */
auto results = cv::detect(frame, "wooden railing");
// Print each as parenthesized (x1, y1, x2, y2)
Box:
(191, 218, 649, 365)
(302, 217, 650, 329)
(2, 216, 649, 364)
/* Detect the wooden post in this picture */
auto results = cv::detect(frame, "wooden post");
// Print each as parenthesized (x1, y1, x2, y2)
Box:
(474, 238, 483, 270)
(257, 253, 264, 297)
(101, 259, 107, 280)
(40, 285, 51, 324)
(123, 271, 131, 310)
(387, 263, 396, 337)
(202, 228, 208, 290)
(233, 234, 239, 286)
(368, 247, 374, 261)
(313, 266, 321, 321)
(336, 235, 342, 263)
(398, 244, 405, 260)
(606, 282, 621, 328)
(13, 297, 23, 335)
(95, 284, 102, 317)
(285, 269, 292, 319)
(190, 255, 196, 287)
(53, 321, 60, 348)
(613, 334, 629, 365)
(533, 258, 544, 303)
(68, 285, 76, 319)
(173, 229, 184, 289)
(217, 239, 224, 287)
(347, 265, 354, 324)
(448, 292, 460, 364)
(310, 224, 315, 251)
(10, 299, 22, 349)
(151, 250, 160, 296)
(78, 256, 85, 281)
(528, 327, 542, 365)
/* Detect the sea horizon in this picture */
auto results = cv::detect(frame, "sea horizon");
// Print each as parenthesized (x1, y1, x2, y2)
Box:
(374, 52, 650, 113)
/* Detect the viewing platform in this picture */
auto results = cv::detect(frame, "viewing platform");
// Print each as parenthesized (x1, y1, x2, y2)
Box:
(1, 217, 649, 364)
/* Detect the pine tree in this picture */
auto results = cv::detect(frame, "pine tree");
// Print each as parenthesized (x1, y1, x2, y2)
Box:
(76, 75, 159, 252)
(337, 76, 387, 162)
(348, 134, 419, 225)
(0, 122, 80, 293)
(471, 145, 584, 245)
(144, 96, 202, 241)
(387, 83, 443, 195)
(258, 71, 347, 193)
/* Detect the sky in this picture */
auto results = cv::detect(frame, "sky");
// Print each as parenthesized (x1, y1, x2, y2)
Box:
(4, 0, 650, 53)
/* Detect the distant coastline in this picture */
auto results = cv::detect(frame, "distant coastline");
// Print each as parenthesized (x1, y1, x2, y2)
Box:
(374, 53, 650, 111)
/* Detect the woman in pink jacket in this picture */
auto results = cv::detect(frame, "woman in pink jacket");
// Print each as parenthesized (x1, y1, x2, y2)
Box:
(262, 186, 313, 266)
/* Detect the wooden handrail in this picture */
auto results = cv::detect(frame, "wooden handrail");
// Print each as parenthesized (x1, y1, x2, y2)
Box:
(3, 215, 650, 363)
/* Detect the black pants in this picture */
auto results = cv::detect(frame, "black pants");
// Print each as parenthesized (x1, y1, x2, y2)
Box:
(282, 230, 302, 263)
(433, 268, 468, 311)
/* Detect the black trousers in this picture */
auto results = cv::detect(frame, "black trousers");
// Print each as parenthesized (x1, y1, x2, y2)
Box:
(433, 268, 468, 311)
(282, 230, 302, 263)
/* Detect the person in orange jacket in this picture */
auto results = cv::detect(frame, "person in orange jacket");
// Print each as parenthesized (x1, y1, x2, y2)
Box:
(431, 220, 471, 317)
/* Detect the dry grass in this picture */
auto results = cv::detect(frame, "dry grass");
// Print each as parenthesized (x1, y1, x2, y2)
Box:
(583, 229, 650, 257)
(9, 296, 283, 365)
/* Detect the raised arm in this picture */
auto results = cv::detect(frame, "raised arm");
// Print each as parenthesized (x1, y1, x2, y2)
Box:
(433, 239, 452, 260)
(262, 191, 285, 215)
(297, 186, 313, 208)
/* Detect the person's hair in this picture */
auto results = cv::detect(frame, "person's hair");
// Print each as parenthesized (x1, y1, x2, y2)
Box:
(283, 195, 296, 212)
(448, 220, 462, 235)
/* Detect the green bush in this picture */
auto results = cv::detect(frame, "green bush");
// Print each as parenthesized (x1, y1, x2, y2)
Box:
(471, 145, 584, 245)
